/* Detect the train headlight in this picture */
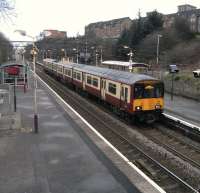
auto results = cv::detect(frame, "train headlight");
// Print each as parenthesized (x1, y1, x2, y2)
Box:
(135, 106, 142, 111)
(155, 104, 161, 109)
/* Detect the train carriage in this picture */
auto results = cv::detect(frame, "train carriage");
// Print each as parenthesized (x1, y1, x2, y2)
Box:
(85, 73, 101, 97)
(72, 64, 84, 89)
(43, 60, 164, 123)
(56, 63, 64, 79)
(63, 65, 73, 83)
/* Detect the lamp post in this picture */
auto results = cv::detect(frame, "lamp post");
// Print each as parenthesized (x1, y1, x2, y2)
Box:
(15, 30, 38, 133)
(21, 49, 26, 87)
(61, 48, 65, 62)
(100, 47, 103, 64)
(91, 46, 98, 66)
(95, 49, 98, 66)
(123, 45, 134, 72)
(73, 48, 79, 64)
(127, 50, 134, 72)
(47, 49, 51, 58)
(85, 37, 88, 64)
(156, 34, 162, 79)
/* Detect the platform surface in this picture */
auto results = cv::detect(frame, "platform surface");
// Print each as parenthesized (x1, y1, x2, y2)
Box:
(0, 75, 165, 193)
(164, 93, 200, 127)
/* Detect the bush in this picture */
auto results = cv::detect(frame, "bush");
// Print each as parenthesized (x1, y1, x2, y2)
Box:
(174, 75, 180, 81)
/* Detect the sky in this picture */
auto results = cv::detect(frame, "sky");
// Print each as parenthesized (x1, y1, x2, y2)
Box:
(1, 0, 200, 41)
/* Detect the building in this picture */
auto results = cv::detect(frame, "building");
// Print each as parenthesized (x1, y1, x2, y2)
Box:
(85, 17, 132, 39)
(163, 4, 200, 32)
(178, 4, 197, 12)
(85, 4, 200, 40)
(42, 30, 67, 39)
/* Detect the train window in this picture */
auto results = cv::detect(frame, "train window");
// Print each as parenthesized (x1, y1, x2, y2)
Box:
(77, 73, 81, 80)
(87, 76, 92, 84)
(93, 78, 98, 87)
(67, 70, 71, 77)
(121, 87, 124, 97)
(73, 72, 76, 79)
(108, 83, 116, 95)
(144, 86, 154, 98)
(65, 69, 71, 76)
(155, 83, 164, 97)
(134, 86, 143, 99)
(58, 66, 62, 73)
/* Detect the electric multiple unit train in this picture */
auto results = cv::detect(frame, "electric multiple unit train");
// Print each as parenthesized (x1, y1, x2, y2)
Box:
(43, 59, 164, 123)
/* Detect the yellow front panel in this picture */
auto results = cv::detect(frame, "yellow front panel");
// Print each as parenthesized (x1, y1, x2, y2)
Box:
(133, 98, 164, 111)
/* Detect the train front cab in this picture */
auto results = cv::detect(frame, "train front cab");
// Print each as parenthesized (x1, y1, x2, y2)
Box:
(132, 80, 164, 123)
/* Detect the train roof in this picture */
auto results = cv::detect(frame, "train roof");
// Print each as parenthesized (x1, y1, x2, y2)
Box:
(63, 63, 157, 85)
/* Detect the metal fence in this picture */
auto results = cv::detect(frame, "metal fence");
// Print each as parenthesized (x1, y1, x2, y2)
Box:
(0, 84, 12, 116)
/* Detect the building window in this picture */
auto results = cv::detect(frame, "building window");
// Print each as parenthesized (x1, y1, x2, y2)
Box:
(93, 78, 98, 87)
(87, 76, 92, 84)
(108, 83, 116, 95)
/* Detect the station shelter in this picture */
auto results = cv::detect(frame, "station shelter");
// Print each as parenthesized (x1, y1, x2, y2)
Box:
(0, 62, 29, 87)
(101, 60, 149, 74)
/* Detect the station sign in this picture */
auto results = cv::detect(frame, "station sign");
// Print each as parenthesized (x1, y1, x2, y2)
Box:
(5, 66, 20, 76)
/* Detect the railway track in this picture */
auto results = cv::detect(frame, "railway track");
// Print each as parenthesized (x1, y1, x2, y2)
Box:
(161, 114, 200, 142)
(143, 125, 200, 168)
(35, 63, 199, 193)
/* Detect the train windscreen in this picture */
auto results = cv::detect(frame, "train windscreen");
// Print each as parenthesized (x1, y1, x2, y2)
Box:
(134, 82, 164, 99)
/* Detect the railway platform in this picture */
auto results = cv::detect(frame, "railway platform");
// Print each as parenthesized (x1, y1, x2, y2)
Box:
(164, 93, 200, 127)
(0, 73, 165, 193)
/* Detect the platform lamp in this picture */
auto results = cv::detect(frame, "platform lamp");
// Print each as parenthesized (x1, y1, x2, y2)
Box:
(14, 30, 39, 133)
(123, 45, 134, 72)
(72, 48, 79, 64)
(100, 46, 103, 65)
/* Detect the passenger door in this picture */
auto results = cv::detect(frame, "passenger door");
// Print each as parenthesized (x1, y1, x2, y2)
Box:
(121, 85, 129, 106)
(101, 79, 106, 100)
(82, 73, 86, 90)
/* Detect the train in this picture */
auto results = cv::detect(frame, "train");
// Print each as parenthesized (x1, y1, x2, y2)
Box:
(42, 59, 164, 123)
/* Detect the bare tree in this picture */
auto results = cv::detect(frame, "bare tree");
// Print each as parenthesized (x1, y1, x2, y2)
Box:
(0, 0, 16, 22)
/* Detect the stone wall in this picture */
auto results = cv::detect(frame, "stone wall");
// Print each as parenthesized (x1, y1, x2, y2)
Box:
(163, 74, 200, 101)
(85, 17, 132, 39)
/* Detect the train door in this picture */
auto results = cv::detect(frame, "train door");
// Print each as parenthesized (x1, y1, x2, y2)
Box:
(121, 85, 129, 105)
(82, 72, 86, 90)
(101, 78, 106, 100)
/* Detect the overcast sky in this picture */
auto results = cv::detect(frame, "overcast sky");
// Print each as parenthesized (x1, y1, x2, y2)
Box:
(1, 0, 200, 41)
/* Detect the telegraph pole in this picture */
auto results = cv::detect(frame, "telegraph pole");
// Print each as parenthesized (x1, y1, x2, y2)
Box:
(156, 34, 162, 79)
(85, 36, 88, 64)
